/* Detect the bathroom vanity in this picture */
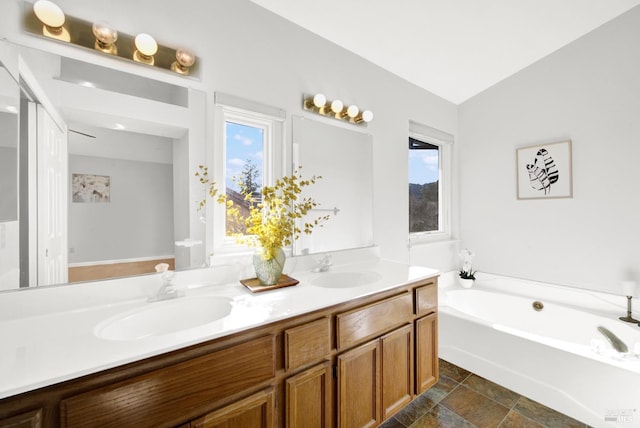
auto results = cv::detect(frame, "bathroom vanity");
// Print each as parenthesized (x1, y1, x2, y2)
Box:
(0, 258, 438, 428)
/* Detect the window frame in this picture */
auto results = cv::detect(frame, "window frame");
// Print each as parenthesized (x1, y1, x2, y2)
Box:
(408, 128, 452, 244)
(211, 96, 285, 253)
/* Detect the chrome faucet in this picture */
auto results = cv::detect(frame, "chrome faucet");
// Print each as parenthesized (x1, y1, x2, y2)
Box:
(149, 263, 182, 302)
(312, 254, 333, 273)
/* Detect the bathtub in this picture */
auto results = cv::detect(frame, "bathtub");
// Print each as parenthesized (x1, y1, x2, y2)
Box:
(438, 272, 640, 428)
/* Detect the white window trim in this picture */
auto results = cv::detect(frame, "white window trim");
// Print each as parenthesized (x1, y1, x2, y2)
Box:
(408, 124, 452, 244)
(210, 95, 285, 254)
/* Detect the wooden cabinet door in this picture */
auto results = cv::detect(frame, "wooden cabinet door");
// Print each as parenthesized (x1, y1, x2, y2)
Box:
(337, 340, 380, 428)
(286, 361, 332, 428)
(190, 388, 274, 428)
(0, 409, 42, 428)
(381, 324, 413, 420)
(415, 313, 438, 394)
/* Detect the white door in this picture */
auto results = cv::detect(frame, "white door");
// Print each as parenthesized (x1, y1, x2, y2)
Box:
(37, 104, 68, 286)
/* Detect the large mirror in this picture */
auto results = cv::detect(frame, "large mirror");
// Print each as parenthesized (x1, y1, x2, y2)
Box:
(0, 40, 206, 292)
(0, 52, 20, 291)
(292, 116, 374, 255)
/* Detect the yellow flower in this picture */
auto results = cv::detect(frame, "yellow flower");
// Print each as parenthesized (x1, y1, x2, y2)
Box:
(198, 167, 330, 257)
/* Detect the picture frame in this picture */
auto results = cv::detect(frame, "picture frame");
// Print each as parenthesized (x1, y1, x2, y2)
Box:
(72, 173, 111, 203)
(516, 140, 572, 200)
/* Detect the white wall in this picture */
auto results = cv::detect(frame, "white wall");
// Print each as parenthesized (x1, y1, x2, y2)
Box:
(458, 7, 640, 293)
(0, 0, 459, 267)
(68, 155, 174, 263)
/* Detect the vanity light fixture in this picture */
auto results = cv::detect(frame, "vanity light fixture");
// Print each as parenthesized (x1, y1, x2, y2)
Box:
(33, 0, 70, 42)
(303, 93, 373, 126)
(92, 22, 118, 55)
(133, 33, 158, 65)
(171, 49, 196, 75)
(23, 1, 199, 78)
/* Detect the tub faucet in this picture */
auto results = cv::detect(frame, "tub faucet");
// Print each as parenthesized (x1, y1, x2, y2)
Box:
(313, 254, 332, 273)
(597, 326, 629, 353)
(149, 263, 182, 302)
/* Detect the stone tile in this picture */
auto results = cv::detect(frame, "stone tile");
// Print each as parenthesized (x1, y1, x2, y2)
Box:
(514, 397, 585, 428)
(423, 375, 459, 403)
(380, 416, 408, 428)
(410, 404, 476, 428)
(463, 374, 521, 408)
(439, 359, 472, 383)
(393, 391, 440, 426)
(498, 410, 545, 428)
(440, 385, 510, 428)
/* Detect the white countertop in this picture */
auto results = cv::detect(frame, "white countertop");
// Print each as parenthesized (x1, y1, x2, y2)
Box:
(0, 249, 438, 399)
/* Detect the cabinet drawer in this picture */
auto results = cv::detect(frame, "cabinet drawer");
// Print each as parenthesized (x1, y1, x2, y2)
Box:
(336, 293, 412, 350)
(285, 317, 331, 371)
(415, 281, 437, 317)
(60, 335, 275, 428)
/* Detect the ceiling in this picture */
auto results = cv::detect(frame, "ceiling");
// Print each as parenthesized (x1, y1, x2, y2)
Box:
(250, 0, 640, 104)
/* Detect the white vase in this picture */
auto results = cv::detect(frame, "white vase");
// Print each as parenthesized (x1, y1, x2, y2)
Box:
(458, 278, 474, 289)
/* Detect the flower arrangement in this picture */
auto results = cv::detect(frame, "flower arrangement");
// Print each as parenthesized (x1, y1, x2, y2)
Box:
(196, 165, 330, 261)
(458, 248, 476, 280)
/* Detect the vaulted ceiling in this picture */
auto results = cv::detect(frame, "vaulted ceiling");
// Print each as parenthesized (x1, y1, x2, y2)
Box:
(250, 0, 640, 104)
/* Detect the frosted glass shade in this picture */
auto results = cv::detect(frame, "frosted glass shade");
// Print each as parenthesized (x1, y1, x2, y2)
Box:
(313, 93, 326, 108)
(361, 110, 374, 122)
(33, 0, 65, 28)
(134, 33, 158, 56)
(331, 99, 343, 113)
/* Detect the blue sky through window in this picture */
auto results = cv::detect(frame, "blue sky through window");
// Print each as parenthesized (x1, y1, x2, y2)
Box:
(225, 121, 264, 191)
(408, 149, 439, 185)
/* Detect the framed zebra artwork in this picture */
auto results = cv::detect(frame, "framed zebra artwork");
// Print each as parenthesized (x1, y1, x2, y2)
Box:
(516, 140, 573, 199)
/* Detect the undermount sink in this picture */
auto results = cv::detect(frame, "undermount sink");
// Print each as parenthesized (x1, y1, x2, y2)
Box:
(311, 271, 382, 288)
(95, 296, 232, 341)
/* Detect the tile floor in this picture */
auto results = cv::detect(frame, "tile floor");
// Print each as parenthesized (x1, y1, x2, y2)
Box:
(381, 359, 589, 428)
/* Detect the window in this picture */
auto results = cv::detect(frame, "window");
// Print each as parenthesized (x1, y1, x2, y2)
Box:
(408, 121, 452, 241)
(225, 121, 265, 236)
(212, 93, 285, 251)
(409, 137, 439, 233)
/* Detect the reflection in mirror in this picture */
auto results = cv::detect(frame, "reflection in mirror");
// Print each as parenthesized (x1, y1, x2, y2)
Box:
(0, 59, 20, 291)
(0, 40, 206, 292)
(67, 125, 175, 283)
(292, 116, 374, 255)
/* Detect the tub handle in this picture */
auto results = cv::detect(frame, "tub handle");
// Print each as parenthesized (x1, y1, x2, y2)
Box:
(597, 326, 629, 353)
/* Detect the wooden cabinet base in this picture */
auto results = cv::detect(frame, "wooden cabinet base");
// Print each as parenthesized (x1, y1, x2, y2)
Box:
(190, 388, 274, 428)
(285, 362, 332, 428)
(0, 277, 438, 428)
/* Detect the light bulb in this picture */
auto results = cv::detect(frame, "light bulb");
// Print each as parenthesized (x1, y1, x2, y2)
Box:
(313, 93, 326, 108)
(361, 110, 373, 123)
(33, 0, 69, 41)
(133, 33, 158, 65)
(92, 22, 118, 54)
(331, 99, 343, 113)
(33, 0, 65, 28)
(135, 33, 158, 56)
(347, 105, 359, 118)
(171, 49, 196, 75)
